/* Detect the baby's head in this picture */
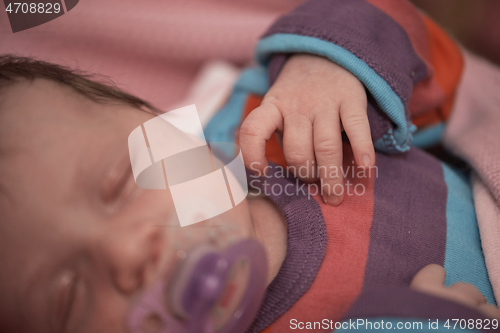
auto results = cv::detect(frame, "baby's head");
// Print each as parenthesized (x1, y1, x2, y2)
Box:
(0, 55, 260, 333)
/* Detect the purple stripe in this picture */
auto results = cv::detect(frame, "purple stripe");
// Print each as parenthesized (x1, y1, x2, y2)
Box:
(263, 0, 427, 107)
(363, 149, 447, 289)
(344, 287, 488, 323)
(367, 97, 391, 143)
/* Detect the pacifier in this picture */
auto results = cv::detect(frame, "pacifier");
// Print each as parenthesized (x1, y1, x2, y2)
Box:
(127, 239, 267, 333)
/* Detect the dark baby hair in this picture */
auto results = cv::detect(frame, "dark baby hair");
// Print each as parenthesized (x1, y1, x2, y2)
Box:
(0, 54, 160, 112)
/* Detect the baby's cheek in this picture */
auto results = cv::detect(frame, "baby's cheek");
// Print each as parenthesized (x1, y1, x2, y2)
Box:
(83, 288, 131, 333)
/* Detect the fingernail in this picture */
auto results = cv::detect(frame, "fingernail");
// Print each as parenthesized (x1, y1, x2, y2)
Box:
(362, 154, 372, 167)
(327, 194, 342, 206)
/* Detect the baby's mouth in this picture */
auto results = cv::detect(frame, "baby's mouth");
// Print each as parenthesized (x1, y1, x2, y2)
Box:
(127, 237, 268, 333)
(144, 213, 245, 290)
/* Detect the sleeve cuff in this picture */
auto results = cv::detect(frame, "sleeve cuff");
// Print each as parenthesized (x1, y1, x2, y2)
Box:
(257, 0, 427, 153)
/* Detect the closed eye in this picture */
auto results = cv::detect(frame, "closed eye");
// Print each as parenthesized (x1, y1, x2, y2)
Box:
(101, 155, 133, 203)
(53, 268, 90, 333)
(54, 272, 78, 332)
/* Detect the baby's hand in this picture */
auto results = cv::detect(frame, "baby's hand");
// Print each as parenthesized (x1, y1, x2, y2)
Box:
(239, 54, 375, 206)
(411, 264, 500, 320)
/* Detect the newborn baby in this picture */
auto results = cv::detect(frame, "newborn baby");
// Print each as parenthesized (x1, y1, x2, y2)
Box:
(1, 0, 500, 332)
(0, 50, 498, 333)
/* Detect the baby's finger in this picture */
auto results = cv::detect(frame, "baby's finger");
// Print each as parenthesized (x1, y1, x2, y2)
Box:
(448, 282, 487, 306)
(340, 97, 375, 168)
(239, 103, 283, 175)
(282, 113, 316, 182)
(410, 264, 446, 289)
(313, 111, 344, 206)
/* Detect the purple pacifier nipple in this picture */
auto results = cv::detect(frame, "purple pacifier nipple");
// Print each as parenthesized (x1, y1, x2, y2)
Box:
(127, 239, 267, 333)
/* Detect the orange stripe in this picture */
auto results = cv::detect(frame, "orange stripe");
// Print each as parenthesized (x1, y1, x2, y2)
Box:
(366, 1, 463, 129)
(424, 16, 464, 107)
(412, 15, 464, 128)
(238, 94, 288, 168)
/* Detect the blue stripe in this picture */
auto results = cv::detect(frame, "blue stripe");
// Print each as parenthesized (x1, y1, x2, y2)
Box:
(256, 33, 411, 152)
(442, 163, 496, 305)
(412, 123, 445, 148)
(336, 318, 479, 332)
(204, 66, 269, 156)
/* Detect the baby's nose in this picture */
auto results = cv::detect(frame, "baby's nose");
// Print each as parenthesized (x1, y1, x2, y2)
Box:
(102, 221, 165, 295)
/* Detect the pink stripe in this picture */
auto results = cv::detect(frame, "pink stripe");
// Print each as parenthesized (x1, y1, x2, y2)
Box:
(267, 144, 375, 332)
(472, 174, 500, 302)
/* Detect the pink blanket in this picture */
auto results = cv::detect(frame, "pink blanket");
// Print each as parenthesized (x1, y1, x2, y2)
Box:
(443, 51, 500, 302)
(0, 0, 302, 110)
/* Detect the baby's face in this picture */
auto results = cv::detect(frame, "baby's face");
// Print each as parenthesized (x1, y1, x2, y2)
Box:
(0, 79, 254, 333)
